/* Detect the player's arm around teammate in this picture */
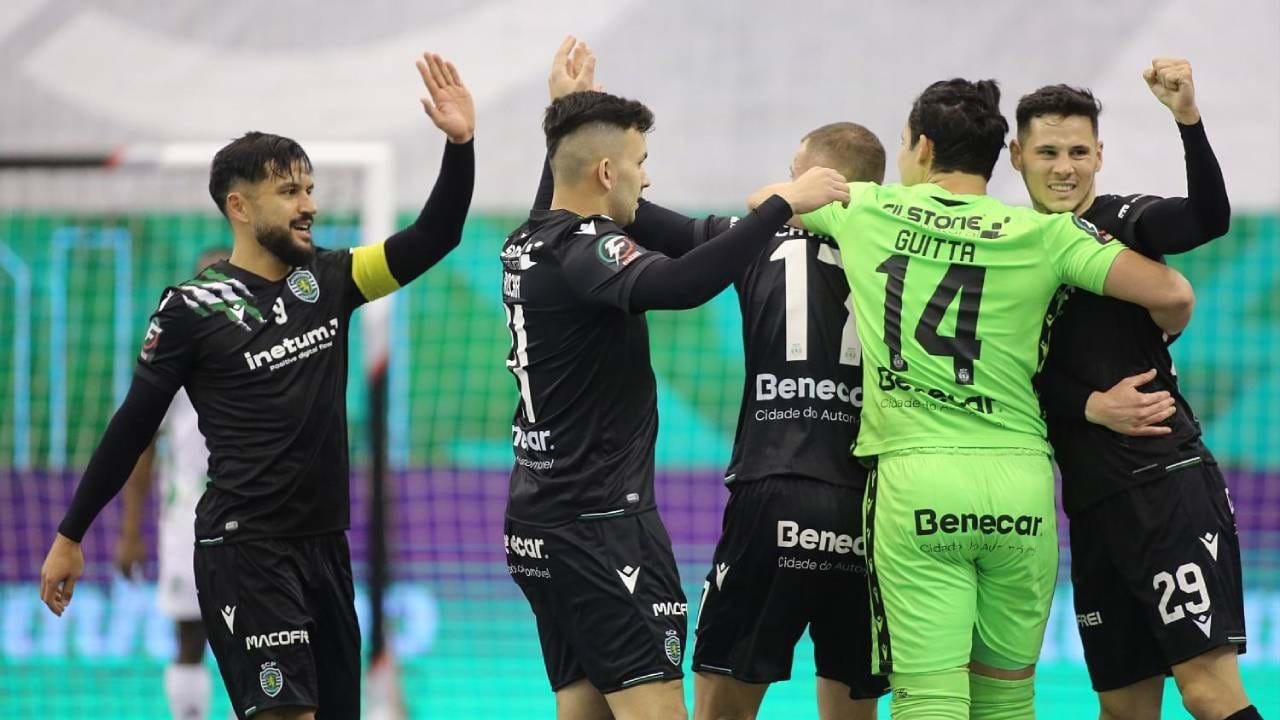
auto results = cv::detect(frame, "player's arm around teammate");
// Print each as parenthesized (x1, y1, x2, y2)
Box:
(1013, 60, 1259, 720)
(556, 41, 887, 720)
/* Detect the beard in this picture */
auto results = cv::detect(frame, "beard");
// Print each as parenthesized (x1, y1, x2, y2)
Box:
(255, 222, 315, 268)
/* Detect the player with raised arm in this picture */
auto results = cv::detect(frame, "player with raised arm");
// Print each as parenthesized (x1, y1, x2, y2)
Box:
(538, 40, 890, 720)
(113, 247, 229, 720)
(1011, 60, 1260, 720)
(503, 40, 849, 720)
(39, 53, 475, 720)
(749, 78, 1195, 720)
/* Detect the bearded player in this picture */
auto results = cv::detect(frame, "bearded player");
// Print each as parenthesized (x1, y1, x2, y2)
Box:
(41, 53, 475, 719)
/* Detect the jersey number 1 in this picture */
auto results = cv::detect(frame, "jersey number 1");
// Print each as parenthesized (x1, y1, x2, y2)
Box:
(769, 238, 860, 365)
(875, 255, 986, 385)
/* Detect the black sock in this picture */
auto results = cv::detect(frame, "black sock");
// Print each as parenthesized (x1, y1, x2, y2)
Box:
(1225, 706, 1262, 720)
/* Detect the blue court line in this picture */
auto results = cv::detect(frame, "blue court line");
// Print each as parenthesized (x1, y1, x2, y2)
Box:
(48, 228, 132, 468)
(0, 242, 31, 469)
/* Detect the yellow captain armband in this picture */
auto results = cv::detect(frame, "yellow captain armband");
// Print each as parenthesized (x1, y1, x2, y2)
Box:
(350, 244, 401, 302)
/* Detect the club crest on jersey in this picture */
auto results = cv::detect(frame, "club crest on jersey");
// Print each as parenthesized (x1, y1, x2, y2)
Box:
(259, 661, 284, 697)
(596, 233, 642, 269)
(287, 269, 320, 303)
(1072, 216, 1113, 244)
(664, 629, 682, 666)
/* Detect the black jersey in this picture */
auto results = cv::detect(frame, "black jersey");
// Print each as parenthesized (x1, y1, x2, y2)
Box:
(136, 251, 366, 542)
(1041, 194, 1207, 515)
(685, 216, 866, 489)
(501, 210, 665, 525)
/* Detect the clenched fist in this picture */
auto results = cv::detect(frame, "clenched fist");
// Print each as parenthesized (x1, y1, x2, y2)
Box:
(1143, 57, 1200, 125)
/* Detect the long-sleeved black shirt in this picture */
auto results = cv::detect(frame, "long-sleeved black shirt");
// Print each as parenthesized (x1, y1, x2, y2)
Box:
(1038, 121, 1230, 515)
(58, 139, 475, 543)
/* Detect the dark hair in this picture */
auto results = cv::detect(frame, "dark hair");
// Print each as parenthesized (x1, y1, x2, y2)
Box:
(543, 91, 655, 162)
(801, 122, 886, 183)
(208, 132, 312, 217)
(1015, 84, 1102, 138)
(907, 79, 1009, 180)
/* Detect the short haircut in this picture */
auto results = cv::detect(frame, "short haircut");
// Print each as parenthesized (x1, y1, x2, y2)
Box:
(543, 91, 654, 179)
(208, 132, 312, 217)
(1015, 84, 1103, 139)
(907, 79, 1009, 180)
(801, 122, 886, 183)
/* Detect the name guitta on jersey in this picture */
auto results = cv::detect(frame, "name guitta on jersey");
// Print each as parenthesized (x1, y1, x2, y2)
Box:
(242, 317, 340, 371)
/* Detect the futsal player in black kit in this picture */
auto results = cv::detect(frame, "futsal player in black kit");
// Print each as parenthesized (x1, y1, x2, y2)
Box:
(40, 53, 476, 720)
(501, 38, 850, 720)
(1010, 59, 1261, 720)
(532, 42, 889, 719)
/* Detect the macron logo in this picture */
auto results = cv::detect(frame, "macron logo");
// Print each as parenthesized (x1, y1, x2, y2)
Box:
(577, 220, 597, 235)
(1200, 533, 1220, 561)
(715, 563, 730, 590)
(1193, 614, 1213, 639)
(221, 605, 236, 634)
(617, 565, 640, 595)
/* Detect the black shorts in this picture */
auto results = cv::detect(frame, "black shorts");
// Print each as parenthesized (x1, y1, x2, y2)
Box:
(692, 477, 888, 700)
(505, 509, 687, 693)
(1069, 457, 1247, 692)
(194, 532, 360, 719)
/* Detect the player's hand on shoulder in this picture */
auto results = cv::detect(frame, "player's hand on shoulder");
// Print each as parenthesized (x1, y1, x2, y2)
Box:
(548, 36, 600, 101)
(416, 52, 475, 144)
(39, 533, 84, 617)
(1084, 368, 1177, 437)
(114, 531, 146, 579)
(1143, 57, 1199, 125)
(776, 167, 850, 215)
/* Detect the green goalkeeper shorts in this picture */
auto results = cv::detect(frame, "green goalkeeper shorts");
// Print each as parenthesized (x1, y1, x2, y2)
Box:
(864, 449, 1059, 675)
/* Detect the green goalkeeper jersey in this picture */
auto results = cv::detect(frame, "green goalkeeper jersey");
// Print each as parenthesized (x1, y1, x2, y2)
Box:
(803, 182, 1125, 457)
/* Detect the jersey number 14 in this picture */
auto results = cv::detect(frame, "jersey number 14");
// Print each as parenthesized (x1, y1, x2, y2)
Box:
(875, 255, 986, 385)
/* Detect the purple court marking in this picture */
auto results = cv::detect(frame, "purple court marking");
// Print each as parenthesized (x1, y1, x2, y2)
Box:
(3, 467, 1276, 586)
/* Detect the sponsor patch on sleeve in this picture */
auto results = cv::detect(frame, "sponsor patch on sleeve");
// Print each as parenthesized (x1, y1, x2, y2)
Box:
(1072, 215, 1114, 244)
(595, 232, 644, 269)
(139, 318, 164, 362)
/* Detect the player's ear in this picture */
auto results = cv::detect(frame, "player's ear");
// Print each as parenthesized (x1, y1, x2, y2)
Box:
(1009, 139, 1024, 172)
(915, 134, 932, 170)
(1095, 140, 1104, 173)
(596, 158, 614, 192)
(225, 191, 252, 224)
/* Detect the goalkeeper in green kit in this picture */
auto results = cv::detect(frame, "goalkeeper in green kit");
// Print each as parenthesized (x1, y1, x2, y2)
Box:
(749, 79, 1196, 719)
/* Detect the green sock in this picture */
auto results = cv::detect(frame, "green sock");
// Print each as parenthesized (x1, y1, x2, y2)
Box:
(887, 668, 970, 720)
(969, 673, 1035, 720)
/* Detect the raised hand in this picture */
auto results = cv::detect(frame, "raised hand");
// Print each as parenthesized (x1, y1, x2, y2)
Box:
(775, 167, 851, 215)
(39, 533, 84, 616)
(1143, 57, 1200, 125)
(416, 52, 476, 144)
(548, 35, 599, 101)
(1084, 368, 1177, 436)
